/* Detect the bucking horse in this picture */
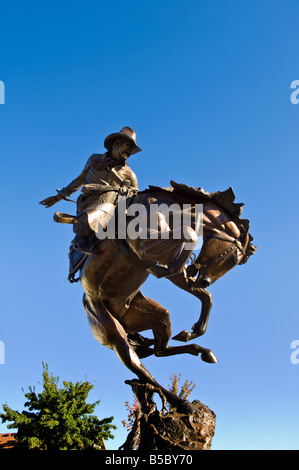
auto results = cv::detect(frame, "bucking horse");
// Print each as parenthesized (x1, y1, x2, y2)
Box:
(52, 181, 256, 412)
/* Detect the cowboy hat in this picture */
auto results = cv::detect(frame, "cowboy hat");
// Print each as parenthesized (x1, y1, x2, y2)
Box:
(104, 126, 142, 155)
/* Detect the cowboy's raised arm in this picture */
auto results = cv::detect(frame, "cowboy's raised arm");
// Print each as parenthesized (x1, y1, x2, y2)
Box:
(39, 157, 91, 208)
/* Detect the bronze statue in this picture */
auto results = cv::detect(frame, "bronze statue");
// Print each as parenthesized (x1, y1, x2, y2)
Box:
(40, 127, 256, 412)
(40, 126, 141, 255)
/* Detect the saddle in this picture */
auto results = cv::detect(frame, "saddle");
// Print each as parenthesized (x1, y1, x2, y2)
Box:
(54, 189, 137, 283)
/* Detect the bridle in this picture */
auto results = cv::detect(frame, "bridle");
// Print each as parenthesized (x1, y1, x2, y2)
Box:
(192, 235, 246, 270)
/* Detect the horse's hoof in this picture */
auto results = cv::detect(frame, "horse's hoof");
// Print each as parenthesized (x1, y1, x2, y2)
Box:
(172, 330, 191, 342)
(201, 350, 218, 363)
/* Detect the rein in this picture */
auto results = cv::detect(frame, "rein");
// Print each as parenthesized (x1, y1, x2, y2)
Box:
(193, 235, 245, 270)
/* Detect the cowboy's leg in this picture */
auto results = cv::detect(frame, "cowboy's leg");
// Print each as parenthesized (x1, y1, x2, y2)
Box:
(72, 202, 116, 254)
(73, 190, 117, 253)
(71, 211, 95, 254)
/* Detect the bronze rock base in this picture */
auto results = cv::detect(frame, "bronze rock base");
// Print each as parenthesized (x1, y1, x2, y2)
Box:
(119, 380, 216, 451)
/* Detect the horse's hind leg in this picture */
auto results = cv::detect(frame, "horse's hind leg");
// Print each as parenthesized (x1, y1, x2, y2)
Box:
(122, 292, 217, 363)
(121, 292, 172, 354)
(82, 295, 195, 412)
(83, 294, 155, 380)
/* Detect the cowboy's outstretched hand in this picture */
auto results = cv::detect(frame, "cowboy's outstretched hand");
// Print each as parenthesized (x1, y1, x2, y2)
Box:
(39, 194, 62, 208)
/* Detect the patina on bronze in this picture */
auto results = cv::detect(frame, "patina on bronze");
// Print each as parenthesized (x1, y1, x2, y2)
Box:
(40, 126, 141, 255)
(40, 128, 256, 413)
(120, 380, 216, 451)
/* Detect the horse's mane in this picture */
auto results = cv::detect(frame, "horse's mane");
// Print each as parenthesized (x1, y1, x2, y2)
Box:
(144, 180, 257, 264)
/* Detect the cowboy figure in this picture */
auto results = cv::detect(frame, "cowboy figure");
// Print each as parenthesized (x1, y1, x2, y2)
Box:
(40, 126, 141, 255)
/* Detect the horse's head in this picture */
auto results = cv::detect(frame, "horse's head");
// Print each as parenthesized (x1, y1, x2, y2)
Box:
(186, 199, 257, 288)
(165, 182, 256, 289)
(190, 232, 249, 288)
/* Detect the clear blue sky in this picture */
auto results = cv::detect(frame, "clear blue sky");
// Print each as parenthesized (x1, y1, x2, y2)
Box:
(1, 0, 298, 450)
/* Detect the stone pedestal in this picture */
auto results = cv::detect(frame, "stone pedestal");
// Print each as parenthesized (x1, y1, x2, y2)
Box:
(119, 380, 216, 451)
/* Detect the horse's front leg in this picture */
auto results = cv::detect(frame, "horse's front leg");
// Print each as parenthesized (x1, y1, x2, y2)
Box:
(167, 271, 213, 342)
(146, 248, 193, 279)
